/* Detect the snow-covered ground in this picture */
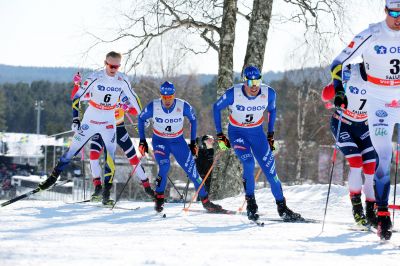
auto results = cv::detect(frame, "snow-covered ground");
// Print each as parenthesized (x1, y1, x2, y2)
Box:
(1, 184, 399, 266)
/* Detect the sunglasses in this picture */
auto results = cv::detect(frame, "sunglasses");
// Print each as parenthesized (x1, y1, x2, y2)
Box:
(246, 79, 261, 87)
(105, 62, 120, 69)
(161, 94, 175, 100)
(387, 7, 400, 18)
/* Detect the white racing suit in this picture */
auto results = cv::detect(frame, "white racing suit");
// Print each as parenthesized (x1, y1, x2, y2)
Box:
(331, 21, 400, 207)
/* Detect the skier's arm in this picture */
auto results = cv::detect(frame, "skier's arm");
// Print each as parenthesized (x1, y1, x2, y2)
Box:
(330, 28, 372, 93)
(267, 87, 277, 133)
(213, 88, 234, 134)
(121, 76, 142, 113)
(183, 101, 197, 141)
(72, 76, 97, 118)
(138, 102, 154, 140)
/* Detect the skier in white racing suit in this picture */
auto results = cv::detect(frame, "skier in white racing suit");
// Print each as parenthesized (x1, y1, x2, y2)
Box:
(330, 0, 400, 240)
(38, 51, 141, 205)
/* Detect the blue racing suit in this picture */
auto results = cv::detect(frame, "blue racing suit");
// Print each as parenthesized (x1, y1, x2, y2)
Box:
(138, 98, 208, 198)
(213, 84, 284, 201)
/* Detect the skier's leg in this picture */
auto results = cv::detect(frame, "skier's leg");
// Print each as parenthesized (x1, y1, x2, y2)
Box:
(89, 134, 104, 201)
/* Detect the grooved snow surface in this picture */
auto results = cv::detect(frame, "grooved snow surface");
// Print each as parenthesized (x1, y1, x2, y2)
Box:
(1, 184, 399, 266)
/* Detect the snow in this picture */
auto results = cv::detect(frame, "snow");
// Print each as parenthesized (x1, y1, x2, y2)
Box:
(1, 184, 399, 266)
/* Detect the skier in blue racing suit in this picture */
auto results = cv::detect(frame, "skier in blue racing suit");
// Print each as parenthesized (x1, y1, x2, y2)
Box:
(138, 81, 224, 213)
(213, 65, 303, 222)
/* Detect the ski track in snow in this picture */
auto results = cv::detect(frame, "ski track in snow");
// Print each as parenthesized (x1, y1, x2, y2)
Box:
(1, 184, 399, 266)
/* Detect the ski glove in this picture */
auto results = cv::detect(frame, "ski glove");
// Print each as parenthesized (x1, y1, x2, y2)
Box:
(267, 132, 275, 151)
(217, 133, 230, 150)
(73, 72, 81, 84)
(188, 140, 198, 156)
(71, 118, 81, 133)
(139, 139, 148, 156)
(334, 91, 348, 109)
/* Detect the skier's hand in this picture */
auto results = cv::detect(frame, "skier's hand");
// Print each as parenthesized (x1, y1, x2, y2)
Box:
(188, 140, 198, 156)
(267, 132, 275, 151)
(73, 72, 81, 85)
(334, 91, 348, 109)
(217, 133, 230, 150)
(71, 118, 81, 133)
(139, 139, 148, 156)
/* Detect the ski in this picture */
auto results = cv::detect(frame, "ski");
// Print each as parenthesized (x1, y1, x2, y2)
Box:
(1, 179, 71, 208)
(249, 218, 265, 227)
(99, 205, 140, 211)
(261, 217, 319, 224)
(66, 199, 91, 204)
(155, 212, 167, 218)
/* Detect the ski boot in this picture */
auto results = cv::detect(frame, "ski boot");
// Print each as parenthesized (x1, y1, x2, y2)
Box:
(141, 178, 155, 200)
(90, 178, 102, 202)
(365, 201, 378, 228)
(246, 195, 259, 221)
(350, 194, 368, 227)
(38, 169, 61, 190)
(276, 198, 303, 222)
(102, 182, 114, 206)
(377, 206, 392, 240)
(154, 192, 165, 213)
(201, 196, 223, 213)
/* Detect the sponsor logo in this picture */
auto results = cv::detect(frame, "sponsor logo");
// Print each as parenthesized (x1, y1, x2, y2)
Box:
(74, 135, 82, 141)
(260, 94, 267, 99)
(89, 120, 107, 125)
(379, 119, 384, 123)
(111, 133, 115, 143)
(375, 127, 388, 136)
(106, 125, 114, 129)
(385, 100, 400, 108)
(81, 124, 89, 130)
(97, 85, 122, 92)
(235, 105, 266, 112)
(83, 81, 88, 86)
(154, 117, 183, 123)
(156, 145, 165, 150)
(360, 131, 370, 140)
(348, 41, 355, 48)
(235, 138, 244, 144)
(120, 133, 129, 142)
(262, 150, 271, 161)
(240, 154, 252, 160)
(349, 86, 359, 94)
(374, 45, 387, 54)
(375, 110, 388, 117)
(343, 70, 351, 81)
(159, 159, 169, 165)
(339, 132, 351, 141)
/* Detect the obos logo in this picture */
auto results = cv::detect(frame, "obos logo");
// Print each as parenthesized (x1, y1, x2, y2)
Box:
(375, 110, 388, 117)
(374, 45, 387, 54)
(349, 86, 359, 94)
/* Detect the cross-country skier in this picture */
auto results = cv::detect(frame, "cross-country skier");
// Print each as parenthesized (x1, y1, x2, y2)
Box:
(87, 105, 155, 204)
(38, 52, 142, 206)
(71, 74, 155, 204)
(330, 0, 400, 240)
(213, 65, 303, 222)
(322, 63, 378, 227)
(137, 81, 223, 213)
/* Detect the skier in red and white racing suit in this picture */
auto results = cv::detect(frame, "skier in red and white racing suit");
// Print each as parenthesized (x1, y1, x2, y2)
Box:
(38, 51, 141, 206)
(330, 0, 400, 240)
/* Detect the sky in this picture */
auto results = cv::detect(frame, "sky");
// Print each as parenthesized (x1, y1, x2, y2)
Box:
(0, 0, 386, 75)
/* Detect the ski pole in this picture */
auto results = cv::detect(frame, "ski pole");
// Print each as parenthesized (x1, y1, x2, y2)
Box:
(167, 176, 184, 200)
(81, 147, 86, 200)
(183, 151, 223, 212)
(111, 156, 144, 210)
(393, 124, 400, 225)
(183, 179, 190, 208)
(321, 83, 348, 233)
(238, 168, 262, 212)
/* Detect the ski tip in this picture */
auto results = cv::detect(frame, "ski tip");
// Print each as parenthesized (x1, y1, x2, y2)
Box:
(162, 213, 167, 218)
(183, 208, 189, 212)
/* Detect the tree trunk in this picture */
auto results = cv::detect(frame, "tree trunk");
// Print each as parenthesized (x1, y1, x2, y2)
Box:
(210, 0, 241, 200)
(242, 0, 273, 70)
